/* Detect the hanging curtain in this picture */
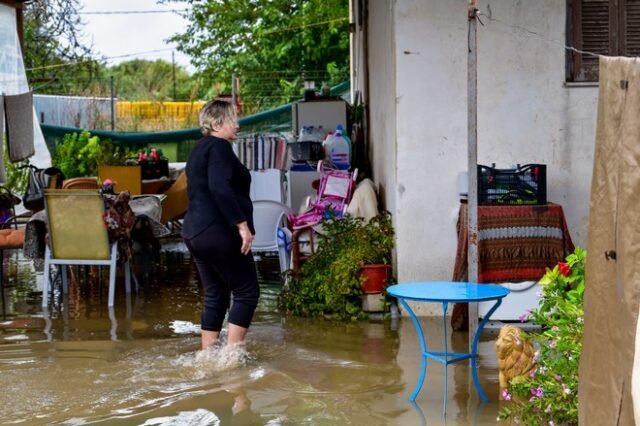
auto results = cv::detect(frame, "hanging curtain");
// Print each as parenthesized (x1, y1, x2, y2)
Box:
(579, 56, 640, 426)
(0, 4, 51, 173)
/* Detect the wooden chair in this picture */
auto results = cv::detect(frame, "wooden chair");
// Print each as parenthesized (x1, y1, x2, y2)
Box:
(42, 190, 133, 307)
(61, 177, 99, 190)
(98, 165, 142, 196)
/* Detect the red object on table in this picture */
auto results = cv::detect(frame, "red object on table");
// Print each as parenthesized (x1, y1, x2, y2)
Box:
(451, 202, 574, 330)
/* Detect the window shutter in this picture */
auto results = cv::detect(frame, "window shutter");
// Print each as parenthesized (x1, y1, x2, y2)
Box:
(570, 0, 611, 81)
(624, 0, 640, 56)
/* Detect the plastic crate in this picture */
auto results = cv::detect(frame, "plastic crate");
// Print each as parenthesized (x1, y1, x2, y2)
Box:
(289, 141, 324, 162)
(477, 163, 546, 205)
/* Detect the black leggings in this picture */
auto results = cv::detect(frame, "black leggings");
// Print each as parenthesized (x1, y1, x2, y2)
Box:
(184, 221, 259, 332)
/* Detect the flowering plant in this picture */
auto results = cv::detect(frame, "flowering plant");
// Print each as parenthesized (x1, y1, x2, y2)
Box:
(136, 147, 167, 163)
(498, 247, 586, 426)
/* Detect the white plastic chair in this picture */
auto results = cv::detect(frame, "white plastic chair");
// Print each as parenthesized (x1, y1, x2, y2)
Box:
(41, 190, 132, 307)
(252, 200, 293, 275)
(250, 169, 285, 203)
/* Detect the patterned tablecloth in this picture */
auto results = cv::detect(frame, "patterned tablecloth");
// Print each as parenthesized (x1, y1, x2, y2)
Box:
(451, 202, 574, 330)
(453, 202, 574, 283)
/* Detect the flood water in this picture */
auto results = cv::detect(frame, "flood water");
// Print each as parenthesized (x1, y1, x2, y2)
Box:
(0, 243, 505, 425)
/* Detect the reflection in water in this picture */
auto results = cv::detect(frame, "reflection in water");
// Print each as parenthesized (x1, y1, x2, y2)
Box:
(0, 247, 503, 425)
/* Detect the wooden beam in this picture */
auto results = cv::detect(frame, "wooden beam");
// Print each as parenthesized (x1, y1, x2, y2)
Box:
(0, 0, 27, 9)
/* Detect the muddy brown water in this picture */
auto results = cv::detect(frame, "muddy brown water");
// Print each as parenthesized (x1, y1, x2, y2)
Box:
(0, 243, 505, 425)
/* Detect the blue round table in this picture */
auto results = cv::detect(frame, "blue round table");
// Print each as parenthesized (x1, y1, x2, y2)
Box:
(387, 281, 510, 404)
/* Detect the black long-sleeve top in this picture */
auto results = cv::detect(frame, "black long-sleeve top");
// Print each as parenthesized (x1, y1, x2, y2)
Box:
(182, 135, 254, 239)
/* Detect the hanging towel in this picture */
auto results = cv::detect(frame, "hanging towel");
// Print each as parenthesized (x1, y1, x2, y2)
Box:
(4, 91, 35, 162)
(0, 95, 5, 183)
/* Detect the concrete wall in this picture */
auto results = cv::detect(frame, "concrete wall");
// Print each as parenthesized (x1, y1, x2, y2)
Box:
(365, 0, 597, 315)
(367, 1, 398, 226)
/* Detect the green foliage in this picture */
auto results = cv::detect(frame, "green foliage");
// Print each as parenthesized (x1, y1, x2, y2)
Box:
(23, 0, 101, 94)
(108, 59, 200, 101)
(278, 212, 395, 321)
(2, 139, 30, 194)
(162, 0, 350, 112)
(499, 247, 586, 426)
(52, 131, 130, 179)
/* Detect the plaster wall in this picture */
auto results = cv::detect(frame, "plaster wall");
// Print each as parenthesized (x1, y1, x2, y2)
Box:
(367, 1, 398, 223)
(367, 0, 596, 315)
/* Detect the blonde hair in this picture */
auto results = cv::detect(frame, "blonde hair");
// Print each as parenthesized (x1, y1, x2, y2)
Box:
(199, 100, 237, 136)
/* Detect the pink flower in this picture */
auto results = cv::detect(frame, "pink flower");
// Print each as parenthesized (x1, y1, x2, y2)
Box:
(531, 388, 544, 397)
(545, 404, 552, 413)
(549, 340, 557, 349)
(502, 389, 512, 401)
(529, 368, 537, 378)
(554, 374, 562, 381)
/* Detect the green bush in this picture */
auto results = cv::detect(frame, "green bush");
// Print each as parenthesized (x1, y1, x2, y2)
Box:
(499, 247, 586, 426)
(52, 131, 130, 179)
(2, 138, 30, 193)
(278, 211, 394, 321)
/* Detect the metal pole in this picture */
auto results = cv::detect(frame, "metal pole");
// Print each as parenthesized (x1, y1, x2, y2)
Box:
(110, 75, 115, 131)
(467, 0, 479, 346)
(172, 51, 177, 100)
(231, 73, 237, 112)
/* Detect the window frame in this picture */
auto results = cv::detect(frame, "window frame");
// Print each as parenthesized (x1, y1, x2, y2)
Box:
(567, 0, 632, 82)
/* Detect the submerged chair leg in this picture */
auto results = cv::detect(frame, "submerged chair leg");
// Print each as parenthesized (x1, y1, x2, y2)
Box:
(42, 246, 52, 306)
(124, 260, 131, 294)
(108, 243, 118, 307)
(61, 266, 68, 294)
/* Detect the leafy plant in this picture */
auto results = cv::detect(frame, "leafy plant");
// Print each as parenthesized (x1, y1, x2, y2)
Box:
(278, 211, 394, 321)
(52, 131, 130, 179)
(162, 0, 350, 112)
(499, 247, 586, 426)
(2, 138, 30, 194)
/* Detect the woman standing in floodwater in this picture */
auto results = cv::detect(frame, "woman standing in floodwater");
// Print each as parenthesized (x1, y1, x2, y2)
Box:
(182, 100, 259, 350)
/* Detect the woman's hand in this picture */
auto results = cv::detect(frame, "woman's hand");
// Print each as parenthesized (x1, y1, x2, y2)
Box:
(237, 221, 254, 255)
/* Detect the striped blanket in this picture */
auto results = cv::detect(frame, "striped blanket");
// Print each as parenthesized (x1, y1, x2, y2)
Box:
(451, 202, 574, 331)
(453, 202, 574, 283)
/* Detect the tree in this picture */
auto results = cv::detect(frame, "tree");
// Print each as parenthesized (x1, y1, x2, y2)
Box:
(23, 0, 101, 95)
(162, 0, 350, 113)
(107, 59, 199, 101)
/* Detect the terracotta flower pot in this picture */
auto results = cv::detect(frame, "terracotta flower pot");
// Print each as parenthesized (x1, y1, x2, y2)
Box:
(360, 264, 392, 294)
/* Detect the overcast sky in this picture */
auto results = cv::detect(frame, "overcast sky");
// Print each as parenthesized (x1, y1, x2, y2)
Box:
(78, 0, 193, 70)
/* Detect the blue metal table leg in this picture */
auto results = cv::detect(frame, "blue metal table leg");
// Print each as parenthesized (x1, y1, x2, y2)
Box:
(442, 301, 448, 416)
(470, 298, 503, 401)
(399, 298, 428, 402)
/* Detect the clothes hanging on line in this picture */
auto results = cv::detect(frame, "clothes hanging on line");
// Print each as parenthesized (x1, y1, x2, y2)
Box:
(4, 91, 35, 162)
(233, 135, 288, 171)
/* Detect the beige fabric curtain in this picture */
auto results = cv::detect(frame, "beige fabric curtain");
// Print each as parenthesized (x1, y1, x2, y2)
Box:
(579, 56, 640, 425)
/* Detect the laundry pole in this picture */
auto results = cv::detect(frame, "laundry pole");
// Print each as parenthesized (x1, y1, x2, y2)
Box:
(467, 0, 479, 346)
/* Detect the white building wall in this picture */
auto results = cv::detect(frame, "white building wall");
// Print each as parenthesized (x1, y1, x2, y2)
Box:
(367, 2, 398, 224)
(366, 0, 596, 315)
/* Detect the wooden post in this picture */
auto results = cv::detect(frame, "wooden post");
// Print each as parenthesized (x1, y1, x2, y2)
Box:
(467, 0, 479, 347)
